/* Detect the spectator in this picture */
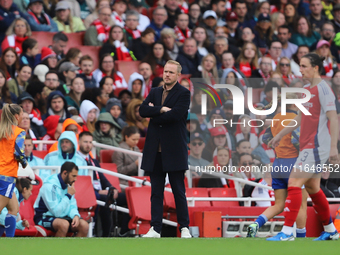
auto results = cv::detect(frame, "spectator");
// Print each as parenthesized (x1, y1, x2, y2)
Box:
(58, 47, 82, 68)
(239, 27, 255, 48)
(8, 64, 31, 97)
(290, 45, 309, 76)
(1, 17, 31, 56)
(269, 71, 285, 88)
(128, 72, 146, 100)
(93, 112, 122, 157)
(271, 12, 286, 36)
(214, 37, 240, 68)
(79, 99, 99, 133)
(127, 0, 150, 31)
(254, 1, 270, 19)
(26, 0, 58, 32)
(19, 38, 41, 70)
(112, 126, 140, 185)
(143, 42, 171, 76)
(265, 40, 283, 69)
(192, 26, 210, 57)
(315, 40, 338, 77)
(231, 139, 252, 166)
(58, 62, 78, 95)
(65, 77, 85, 113)
(250, 56, 272, 88)
(31, 64, 49, 84)
(270, 0, 286, 13)
(290, 0, 310, 16)
(188, 132, 210, 177)
(93, 53, 128, 89)
(233, 0, 256, 30)
(197, 0, 210, 14)
(211, 0, 226, 26)
(188, 3, 200, 29)
(18, 91, 46, 137)
(147, 6, 169, 41)
(81, 87, 109, 113)
(253, 13, 273, 49)
(151, 77, 164, 88)
(220, 68, 245, 95)
(308, 0, 327, 34)
(106, 97, 127, 129)
(0, 47, 20, 80)
(50, 32, 68, 61)
(126, 98, 148, 137)
(275, 57, 296, 84)
(26, 80, 46, 113)
(118, 89, 132, 121)
(53, 1, 85, 33)
(226, 11, 241, 46)
(214, 26, 229, 39)
(234, 114, 258, 149)
(290, 16, 321, 47)
(201, 10, 217, 45)
(44, 70, 59, 91)
(111, 0, 127, 28)
(99, 25, 133, 61)
(84, 7, 112, 46)
(333, 4, 340, 33)
(77, 55, 96, 89)
(138, 62, 153, 96)
(164, 0, 182, 28)
(277, 25, 298, 59)
(42, 90, 72, 120)
(124, 10, 141, 48)
(33, 162, 89, 237)
(17, 111, 37, 143)
(130, 27, 155, 60)
(176, 38, 203, 75)
(41, 115, 61, 150)
(236, 42, 258, 77)
(40, 47, 58, 71)
(284, 3, 297, 31)
(161, 28, 179, 60)
(174, 13, 191, 44)
(84, 0, 113, 29)
(99, 76, 115, 98)
(195, 53, 218, 85)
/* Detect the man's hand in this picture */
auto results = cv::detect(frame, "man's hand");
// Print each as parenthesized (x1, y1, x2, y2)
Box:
(98, 190, 108, 195)
(72, 216, 80, 228)
(22, 219, 29, 228)
(160, 106, 171, 113)
(149, 102, 154, 107)
(113, 189, 119, 200)
(135, 159, 139, 166)
(67, 183, 76, 196)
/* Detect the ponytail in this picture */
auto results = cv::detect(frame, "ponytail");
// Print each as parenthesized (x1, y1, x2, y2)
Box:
(0, 104, 22, 140)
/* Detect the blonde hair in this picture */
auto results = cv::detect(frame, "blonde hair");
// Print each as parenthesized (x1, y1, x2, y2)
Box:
(237, 42, 259, 69)
(275, 57, 293, 75)
(0, 104, 22, 140)
(57, 9, 74, 33)
(6, 18, 32, 37)
(166, 60, 182, 74)
(201, 53, 219, 84)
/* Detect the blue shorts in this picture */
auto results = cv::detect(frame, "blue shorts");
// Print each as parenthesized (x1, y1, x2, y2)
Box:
(35, 216, 73, 232)
(271, 157, 297, 190)
(0, 176, 16, 198)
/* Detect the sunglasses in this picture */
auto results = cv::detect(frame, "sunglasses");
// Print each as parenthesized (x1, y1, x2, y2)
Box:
(242, 162, 254, 166)
(280, 63, 290, 67)
(192, 142, 203, 146)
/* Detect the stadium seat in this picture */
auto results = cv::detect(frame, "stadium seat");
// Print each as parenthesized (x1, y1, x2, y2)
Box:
(259, 48, 267, 55)
(208, 188, 239, 207)
(114, 87, 127, 97)
(100, 149, 114, 163)
(77, 46, 100, 69)
(32, 150, 49, 159)
(66, 31, 85, 50)
(30, 31, 56, 51)
(128, 176, 150, 187)
(74, 176, 97, 221)
(100, 163, 121, 192)
(186, 188, 211, 207)
(137, 137, 146, 152)
(125, 186, 151, 234)
(115, 60, 141, 83)
(178, 74, 191, 82)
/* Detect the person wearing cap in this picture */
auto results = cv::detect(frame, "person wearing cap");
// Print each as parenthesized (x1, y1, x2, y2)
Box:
(211, 0, 226, 26)
(8, 65, 31, 97)
(226, 11, 241, 46)
(147, 6, 169, 41)
(128, 0, 150, 31)
(315, 39, 338, 77)
(188, 132, 210, 177)
(53, 1, 85, 33)
(202, 10, 218, 44)
(111, 0, 127, 28)
(164, 0, 182, 28)
(176, 38, 203, 75)
(42, 90, 72, 121)
(40, 47, 58, 71)
(84, 7, 113, 46)
(26, 0, 58, 32)
(290, 16, 321, 48)
(58, 62, 79, 95)
(253, 13, 273, 49)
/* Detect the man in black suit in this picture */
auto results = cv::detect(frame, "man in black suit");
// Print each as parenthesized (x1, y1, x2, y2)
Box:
(139, 60, 191, 238)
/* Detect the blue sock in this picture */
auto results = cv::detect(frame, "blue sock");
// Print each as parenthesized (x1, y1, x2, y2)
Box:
(296, 228, 306, 238)
(255, 214, 268, 228)
(0, 225, 5, 237)
(5, 214, 17, 237)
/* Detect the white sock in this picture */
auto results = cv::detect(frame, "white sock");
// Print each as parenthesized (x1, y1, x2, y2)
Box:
(324, 223, 336, 233)
(281, 226, 293, 235)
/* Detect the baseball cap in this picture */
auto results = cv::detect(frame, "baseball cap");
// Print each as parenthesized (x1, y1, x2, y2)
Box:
(34, 64, 49, 82)
(223, 99, 233, 108)
(258, 13, 271, 22)
(129, 0, 144, 7)
(28, 0, 43, 5)
(210, 127, 226, 137)
(226, 12, 238, 21)
(59, 62, 79, 73)
(316, 40, 330, 49)
(71, 115, 84, 125)
(190, 132, 204, 142)
(55, 1, 70, 11)
(203, 10, 217, 19)
(17, 92, 35, 105)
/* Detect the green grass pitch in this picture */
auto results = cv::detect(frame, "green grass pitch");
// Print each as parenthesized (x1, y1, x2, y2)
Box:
(0, 238, 338, 255)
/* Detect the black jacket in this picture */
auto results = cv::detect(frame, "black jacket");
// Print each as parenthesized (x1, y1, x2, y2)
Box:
(130, 38, 152, 60)
(176, 48, 203, 75)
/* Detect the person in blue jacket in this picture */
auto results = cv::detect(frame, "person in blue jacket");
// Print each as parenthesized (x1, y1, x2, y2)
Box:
(33, 162, 89, 237)
(0, 178, 32, 237)
(44, 131, 88, 175)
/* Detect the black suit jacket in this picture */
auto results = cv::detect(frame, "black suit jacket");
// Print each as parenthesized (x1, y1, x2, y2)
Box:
(139, 82, 190, 172)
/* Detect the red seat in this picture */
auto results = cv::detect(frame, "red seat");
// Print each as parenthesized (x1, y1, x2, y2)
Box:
(114, 87, 128, 97)
(259, 48, 267, 55)
(128, 176, 150, 187)
(115, 60, 141, 84)
(208, 188, 239, 207)
(186, 188, 211, 207)
(100, 149, 114, 163)
(77, 46, 101, 69)
(125, 186, 151, 234)
(137, 137, 146, 152)
(66, 32, 85, 50)
(100, 163, 121, 192)
(74, 176, 97, 221)
(30, 31, 56, 51)
(32, 150, 48, 159)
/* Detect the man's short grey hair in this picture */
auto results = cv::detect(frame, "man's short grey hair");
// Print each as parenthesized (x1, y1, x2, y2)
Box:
(215, 36, 228, 45)
(126, 10, 140, 20)
(153, 6, 167, 15)
(160, 28, 177, 39)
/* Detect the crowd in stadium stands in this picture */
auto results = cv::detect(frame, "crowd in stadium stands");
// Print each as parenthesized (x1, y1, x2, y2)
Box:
(2, 0, 340, 236)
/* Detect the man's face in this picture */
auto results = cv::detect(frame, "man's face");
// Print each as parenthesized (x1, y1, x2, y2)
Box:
(321, 24, 335, 41)
(80, 60, 93, 75)
(239, 154, 253, 168)
(51, 97, 64, 113)
(153, 9, 167, 26)
(65, 124, 78, 134)
(139, 63, 152, 80)
(24, 139, 34, 157)
(214, 1, 226, 17)
(64, 70, 77, 81)
(310, 0, 322, 15)
(79, 135, 93, 154)
(236, 141, 252, 154)
(98, 7, 112, 25)
(119, 93, 131, 106)
(223, 106, 233, 119)
(176, 14, 189, 30)
(21, 99, 33, 114)
(165, 0, 178, 11)
(56, 9, 70, 22)
(227, 20, 238, 30)
(163, 63, 179, 86)
(260, 57, 272, 74)
(269, 42, 282, 59)
(235, 3, 247, 18)
(125, 15, 139, 30)
(0, 0, 13, 10)
(64, 168, 78, 185)
(183, 39, 197, 57)
(60, 139, 74, 154)
(190, 138, 205, 156)
(45, 73, 59, 90)
(52, 40, 67, 55)
(214, 39, 228, 55)
(277, 28, 290, 45)
(30, 1, 43, 14)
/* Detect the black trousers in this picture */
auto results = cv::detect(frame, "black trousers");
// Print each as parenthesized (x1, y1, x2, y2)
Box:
(149, 152, 189, 233)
